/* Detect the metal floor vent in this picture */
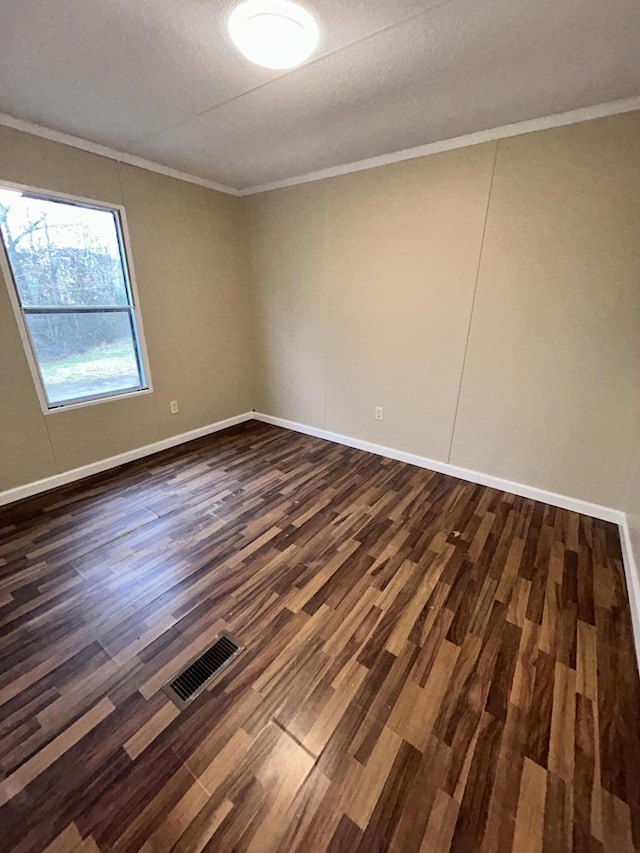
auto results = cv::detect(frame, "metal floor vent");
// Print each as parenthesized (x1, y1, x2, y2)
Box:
(163, 632, 244, 710)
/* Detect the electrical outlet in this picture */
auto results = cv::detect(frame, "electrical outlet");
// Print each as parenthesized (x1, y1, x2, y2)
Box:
(170, 400, 179, 415)
(375, 406, 383, 421)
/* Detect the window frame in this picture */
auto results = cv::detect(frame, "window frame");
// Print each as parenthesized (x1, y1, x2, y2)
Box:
(0, 180, 153, 415)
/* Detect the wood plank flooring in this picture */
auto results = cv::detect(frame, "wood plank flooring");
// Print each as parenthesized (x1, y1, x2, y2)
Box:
(0, 420, 639, 852)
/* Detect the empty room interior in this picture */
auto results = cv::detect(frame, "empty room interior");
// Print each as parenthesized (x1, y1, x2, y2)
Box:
(1, 1, 640, 850)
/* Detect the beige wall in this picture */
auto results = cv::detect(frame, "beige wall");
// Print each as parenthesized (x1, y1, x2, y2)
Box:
(450, 115, 640, 508)
(2, 111, 640, 519)
(249, 144, 497, 462)
(248, 111, 640, 511)
(0, 126, 253, 490)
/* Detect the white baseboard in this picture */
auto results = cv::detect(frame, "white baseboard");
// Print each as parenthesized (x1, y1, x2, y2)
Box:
(0, 411, 254, 507)
(253, 412, 624, 524)
(254, 411, 640, 671)
(4, 408, 625, 523)
(3, 407, 639, 672)
(619, 519, 640, 675)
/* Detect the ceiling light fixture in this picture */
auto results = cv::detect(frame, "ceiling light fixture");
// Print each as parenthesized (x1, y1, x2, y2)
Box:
(229, 0, 319, 70)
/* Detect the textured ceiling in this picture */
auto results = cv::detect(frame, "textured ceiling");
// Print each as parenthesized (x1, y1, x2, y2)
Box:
(0, 0, 639, 190)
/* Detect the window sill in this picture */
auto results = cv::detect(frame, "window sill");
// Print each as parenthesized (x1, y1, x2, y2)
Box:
(42, 386, 152, 415)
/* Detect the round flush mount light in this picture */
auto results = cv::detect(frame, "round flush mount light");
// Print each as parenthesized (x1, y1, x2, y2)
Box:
(229, 0, 319, 70)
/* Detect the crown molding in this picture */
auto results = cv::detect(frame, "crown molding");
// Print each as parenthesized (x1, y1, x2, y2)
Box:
(0, 111, 241, 196)
(2, 95, 639, 200)
(239, 95, 640, 195)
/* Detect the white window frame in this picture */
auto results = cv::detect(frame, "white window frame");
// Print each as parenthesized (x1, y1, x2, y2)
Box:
(0, 180, 153, 415)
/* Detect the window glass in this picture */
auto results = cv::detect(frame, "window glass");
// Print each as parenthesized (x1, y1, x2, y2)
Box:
(0, 188, 148, 408)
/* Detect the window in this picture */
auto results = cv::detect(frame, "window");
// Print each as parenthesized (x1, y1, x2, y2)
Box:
(0, 186, 151, 411)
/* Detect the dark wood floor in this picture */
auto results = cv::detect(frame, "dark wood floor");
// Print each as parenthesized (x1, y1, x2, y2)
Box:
(0, 421, 639, 852)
